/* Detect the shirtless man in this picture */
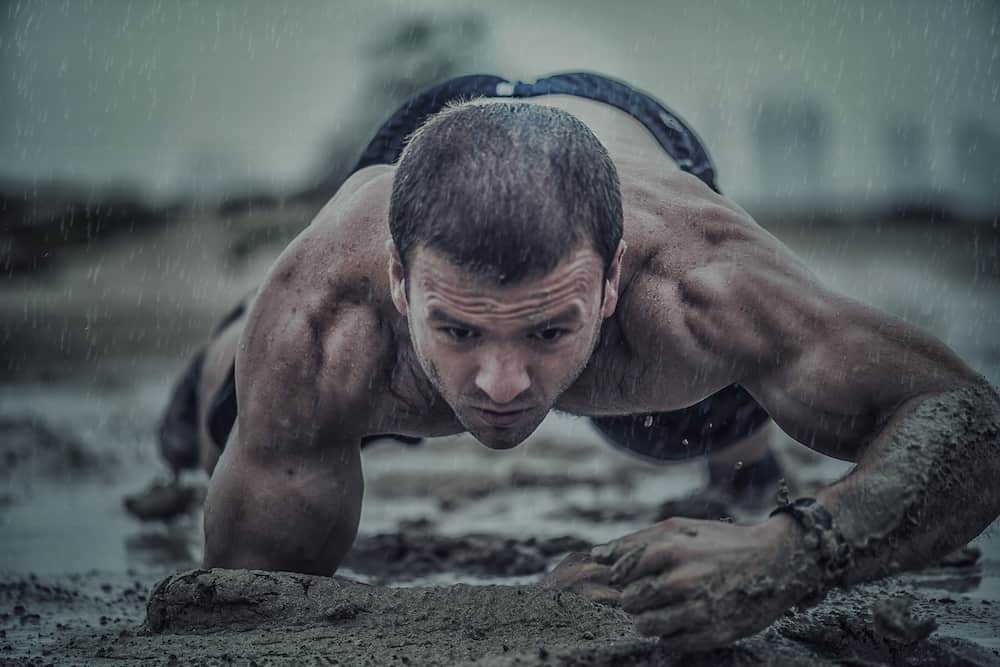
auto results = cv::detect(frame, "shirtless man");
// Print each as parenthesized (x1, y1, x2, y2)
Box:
(157, 73, 1000, 650)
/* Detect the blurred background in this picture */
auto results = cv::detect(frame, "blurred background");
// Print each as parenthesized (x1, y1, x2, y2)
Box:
(2, 0, 999, 368)
(1, 0, 999, 600)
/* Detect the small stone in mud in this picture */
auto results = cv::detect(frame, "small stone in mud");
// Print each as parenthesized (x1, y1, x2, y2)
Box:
(324, 602, 363, 621)
(871, 596, 938, 644)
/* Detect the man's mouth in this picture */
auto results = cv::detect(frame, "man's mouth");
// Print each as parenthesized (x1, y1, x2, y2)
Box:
(473, 407, 531, 427)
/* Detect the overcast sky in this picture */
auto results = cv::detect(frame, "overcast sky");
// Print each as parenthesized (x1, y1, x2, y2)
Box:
(1, 0, 997, 214)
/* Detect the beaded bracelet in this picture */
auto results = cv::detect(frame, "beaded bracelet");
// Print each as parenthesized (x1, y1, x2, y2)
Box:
(770, 497, 853, 587)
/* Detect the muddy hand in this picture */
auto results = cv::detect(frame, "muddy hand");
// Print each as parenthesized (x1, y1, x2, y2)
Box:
(541, 551, 621, 606)
(592, 516, 811, 651)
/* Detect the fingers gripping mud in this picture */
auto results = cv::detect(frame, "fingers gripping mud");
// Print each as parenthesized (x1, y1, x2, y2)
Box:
(591, 517, 812, 650)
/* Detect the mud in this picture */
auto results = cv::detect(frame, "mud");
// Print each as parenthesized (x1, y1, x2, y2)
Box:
(3, 567, 1000, 666)
(343, 532, 592, 582)
(871, 595, 938, 644)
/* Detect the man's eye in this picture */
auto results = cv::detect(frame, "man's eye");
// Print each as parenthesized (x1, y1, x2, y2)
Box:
(532, 328, 568, 343)
(443, 327, 477, 342)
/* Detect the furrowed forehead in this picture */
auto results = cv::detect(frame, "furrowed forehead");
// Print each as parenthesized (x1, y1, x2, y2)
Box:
(427, 304, 585, 327)
(409, 243, 602, 288)
(414, 249, 600, 300)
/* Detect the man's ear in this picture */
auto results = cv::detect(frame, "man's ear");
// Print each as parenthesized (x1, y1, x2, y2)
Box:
(387, 240, 409, 317)
(601, 240, 627, 319)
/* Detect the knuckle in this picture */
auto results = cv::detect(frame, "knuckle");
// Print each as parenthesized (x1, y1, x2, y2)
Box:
(663, 516, 696, 530)
(659, 517, 684, 531)
(559, 551, 591, 567)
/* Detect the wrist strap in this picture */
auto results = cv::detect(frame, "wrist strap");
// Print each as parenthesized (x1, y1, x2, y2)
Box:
(770, 497, 853, 587)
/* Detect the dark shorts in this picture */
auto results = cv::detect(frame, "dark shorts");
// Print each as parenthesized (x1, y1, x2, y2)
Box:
(205, 71, 770, 461)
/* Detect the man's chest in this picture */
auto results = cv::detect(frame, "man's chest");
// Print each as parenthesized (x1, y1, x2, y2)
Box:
(553, 280, 719, 417)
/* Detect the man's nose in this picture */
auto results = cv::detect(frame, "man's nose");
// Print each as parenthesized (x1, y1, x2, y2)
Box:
(475, 348, 531, 406)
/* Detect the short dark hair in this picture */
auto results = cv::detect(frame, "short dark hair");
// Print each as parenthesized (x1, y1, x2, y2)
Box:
(389, 101, 623, 285)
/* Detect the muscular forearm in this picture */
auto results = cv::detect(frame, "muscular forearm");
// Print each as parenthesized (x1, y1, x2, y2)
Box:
(202, 442, 364, 575)
(810, 380, 1000, 588)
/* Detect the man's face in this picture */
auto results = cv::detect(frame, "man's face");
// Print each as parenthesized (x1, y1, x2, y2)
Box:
(390, 240, 624, 449)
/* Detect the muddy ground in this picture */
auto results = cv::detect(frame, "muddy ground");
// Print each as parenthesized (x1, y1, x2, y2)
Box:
(1, 212, 999, 665)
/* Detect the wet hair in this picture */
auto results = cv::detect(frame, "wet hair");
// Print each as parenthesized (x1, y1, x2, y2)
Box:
(389, 101, 623, 285)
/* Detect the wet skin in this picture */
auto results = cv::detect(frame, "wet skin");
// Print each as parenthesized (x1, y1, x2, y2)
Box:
(199, 94, 1000, 651)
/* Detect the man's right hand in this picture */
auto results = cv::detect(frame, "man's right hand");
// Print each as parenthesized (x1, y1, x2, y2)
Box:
(541, 551, 621, 606)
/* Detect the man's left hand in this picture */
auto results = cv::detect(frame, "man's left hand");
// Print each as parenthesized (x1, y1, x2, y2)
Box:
(591, 515, 811, 651)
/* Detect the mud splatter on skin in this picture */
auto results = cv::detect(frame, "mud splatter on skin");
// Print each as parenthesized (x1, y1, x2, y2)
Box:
(816, 381, 1000, 590)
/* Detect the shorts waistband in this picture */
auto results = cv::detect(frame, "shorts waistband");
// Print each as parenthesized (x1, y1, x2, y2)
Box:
(353, 71, 720, 194)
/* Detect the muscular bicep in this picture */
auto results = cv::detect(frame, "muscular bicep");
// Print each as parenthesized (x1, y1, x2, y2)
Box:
(707, 257, 980, 460)
(744, 294, 978, 460)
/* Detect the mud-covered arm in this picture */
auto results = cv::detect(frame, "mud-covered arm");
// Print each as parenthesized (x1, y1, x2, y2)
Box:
(725, 250, 1000, 587)
(590, 197, 1000, 647)
(202, 268, 380, 575)
(810, 382, 1000, 586)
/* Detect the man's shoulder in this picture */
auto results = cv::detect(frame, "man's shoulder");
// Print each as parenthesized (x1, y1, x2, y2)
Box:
(256, 164, 396, 318)
(239, 167, 398, 419)
(608, 186, 818, 402)
(306, 165, 396, 242)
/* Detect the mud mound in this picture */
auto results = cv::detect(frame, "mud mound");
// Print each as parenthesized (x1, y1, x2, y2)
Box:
(142, 568, 647, 664)
(772, 587, 1000, 666)
(139, 570, 999, 667)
